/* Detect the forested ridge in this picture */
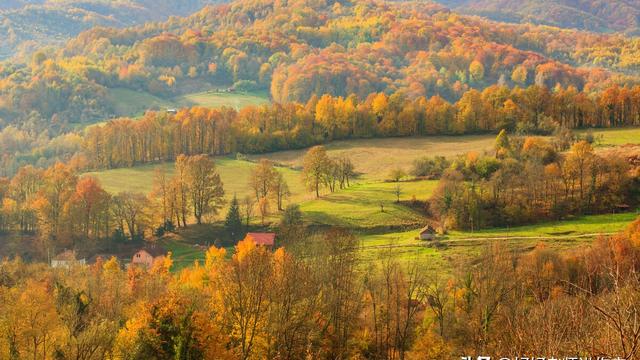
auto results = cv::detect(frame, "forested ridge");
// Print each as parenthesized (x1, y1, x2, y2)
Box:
(7, 0, 640, 132)
(6, 0, 640, 175)
(0, 0, 223, 60)
(436, 0, 640, 34)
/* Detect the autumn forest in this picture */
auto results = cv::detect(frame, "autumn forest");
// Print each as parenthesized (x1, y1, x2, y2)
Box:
(3, 0, 640, 359)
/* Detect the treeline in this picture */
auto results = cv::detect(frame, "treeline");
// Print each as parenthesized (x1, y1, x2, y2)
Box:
(85, 84, 640, 169)
(430, 132, 638, 230)
(2, 219, 640, 358)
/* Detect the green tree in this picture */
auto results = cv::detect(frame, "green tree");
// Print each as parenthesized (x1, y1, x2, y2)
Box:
(280, 204, 303, 230)
(389, 168, 407, 182)
(225, 195, 243, 241)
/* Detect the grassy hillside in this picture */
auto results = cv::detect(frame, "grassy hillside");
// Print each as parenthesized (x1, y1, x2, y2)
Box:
(107, 88, 176, 117)
(86, 155, 439, 229)
(359, 211, 639, 270)
(578, 127, 640, 146)
(87, 157, 305, 203)
(87, 135, 498, 194)
(250, 135, 497, 180)
(160, 206, 639, 271)
(85, 133, 640, 272)
(299, 181, 437, 230)
(174, 90, 270, 110)
(0, 0, 222, 60)
(106, 88, 270, 118)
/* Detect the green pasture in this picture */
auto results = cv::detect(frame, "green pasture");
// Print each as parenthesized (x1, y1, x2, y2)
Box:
(106, 87, 270, 119)
(87, 157, 305, 203)
(576, 127, 640, 146)
(252, 135, 498, 181)
(299, 180, 438, 229)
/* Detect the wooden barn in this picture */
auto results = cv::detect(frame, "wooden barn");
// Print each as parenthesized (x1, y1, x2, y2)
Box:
(418, 225, 437, 241)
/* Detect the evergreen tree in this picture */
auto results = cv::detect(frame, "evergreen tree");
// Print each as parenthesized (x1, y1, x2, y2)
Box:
(224, 195, 243, 241)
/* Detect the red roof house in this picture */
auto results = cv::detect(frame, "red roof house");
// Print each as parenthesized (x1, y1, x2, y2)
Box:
(244, 232, 276, 247)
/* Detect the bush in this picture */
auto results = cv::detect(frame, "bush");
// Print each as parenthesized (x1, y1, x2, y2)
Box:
(233, 80, 258, 92)
(411, 156, 450, 178)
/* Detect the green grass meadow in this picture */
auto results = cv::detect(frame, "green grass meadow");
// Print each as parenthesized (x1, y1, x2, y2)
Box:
(358, 211, 639, 269)
(576, 127, 640, 146)
(87, 157, 305, 202)
(252, 135, 497, 181)
(106, 88, 270, 118)
(299, 180, 438, 229)
(174, 90, 270, 110)
(107, 88, 176, 117)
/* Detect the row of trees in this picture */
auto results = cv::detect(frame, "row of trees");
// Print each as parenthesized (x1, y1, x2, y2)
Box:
(3, 218, 640, 358)
(0, 154, 225, 255)
(83, 83, 640, 170)
(430, 133, 638, 230)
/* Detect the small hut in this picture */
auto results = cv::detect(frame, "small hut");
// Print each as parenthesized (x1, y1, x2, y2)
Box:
(418, 225, 437, 241)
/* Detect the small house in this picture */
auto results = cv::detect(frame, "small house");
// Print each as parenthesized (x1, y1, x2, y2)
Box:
(51, 250, 86, 269)
(166, 108, 177, 114)
(131, 246, 167, 269)
(418, 225, 437, 241)
(243, 232, 276, 248)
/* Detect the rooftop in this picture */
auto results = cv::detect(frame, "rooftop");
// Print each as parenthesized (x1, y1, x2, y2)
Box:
(245, 232, 276, 246)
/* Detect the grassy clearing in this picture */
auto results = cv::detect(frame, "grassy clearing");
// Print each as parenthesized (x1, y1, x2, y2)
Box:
(87, 157, 306, 204)
(358, 211, 639, 269)
(300, 180, 438, 229)
(576, 127, 640, 146)
(105, 88, 270, 120)
(107, 88, 176, 117)
(84, 132, 640, 271)
(447, 211, 640, 238)
(174, 90, 269, 110)
(97, 209, 640, 272)
(87, 156, 438, 229)
(88, 134, 496, 197)
(252, 127, 640, 181)
(251, 135, 497, 180)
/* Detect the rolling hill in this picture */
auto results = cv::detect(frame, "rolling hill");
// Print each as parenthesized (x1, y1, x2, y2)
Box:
(435, 0, 640, 34)
(4, 0, 640, 131)
(0, 0, 224, 60)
